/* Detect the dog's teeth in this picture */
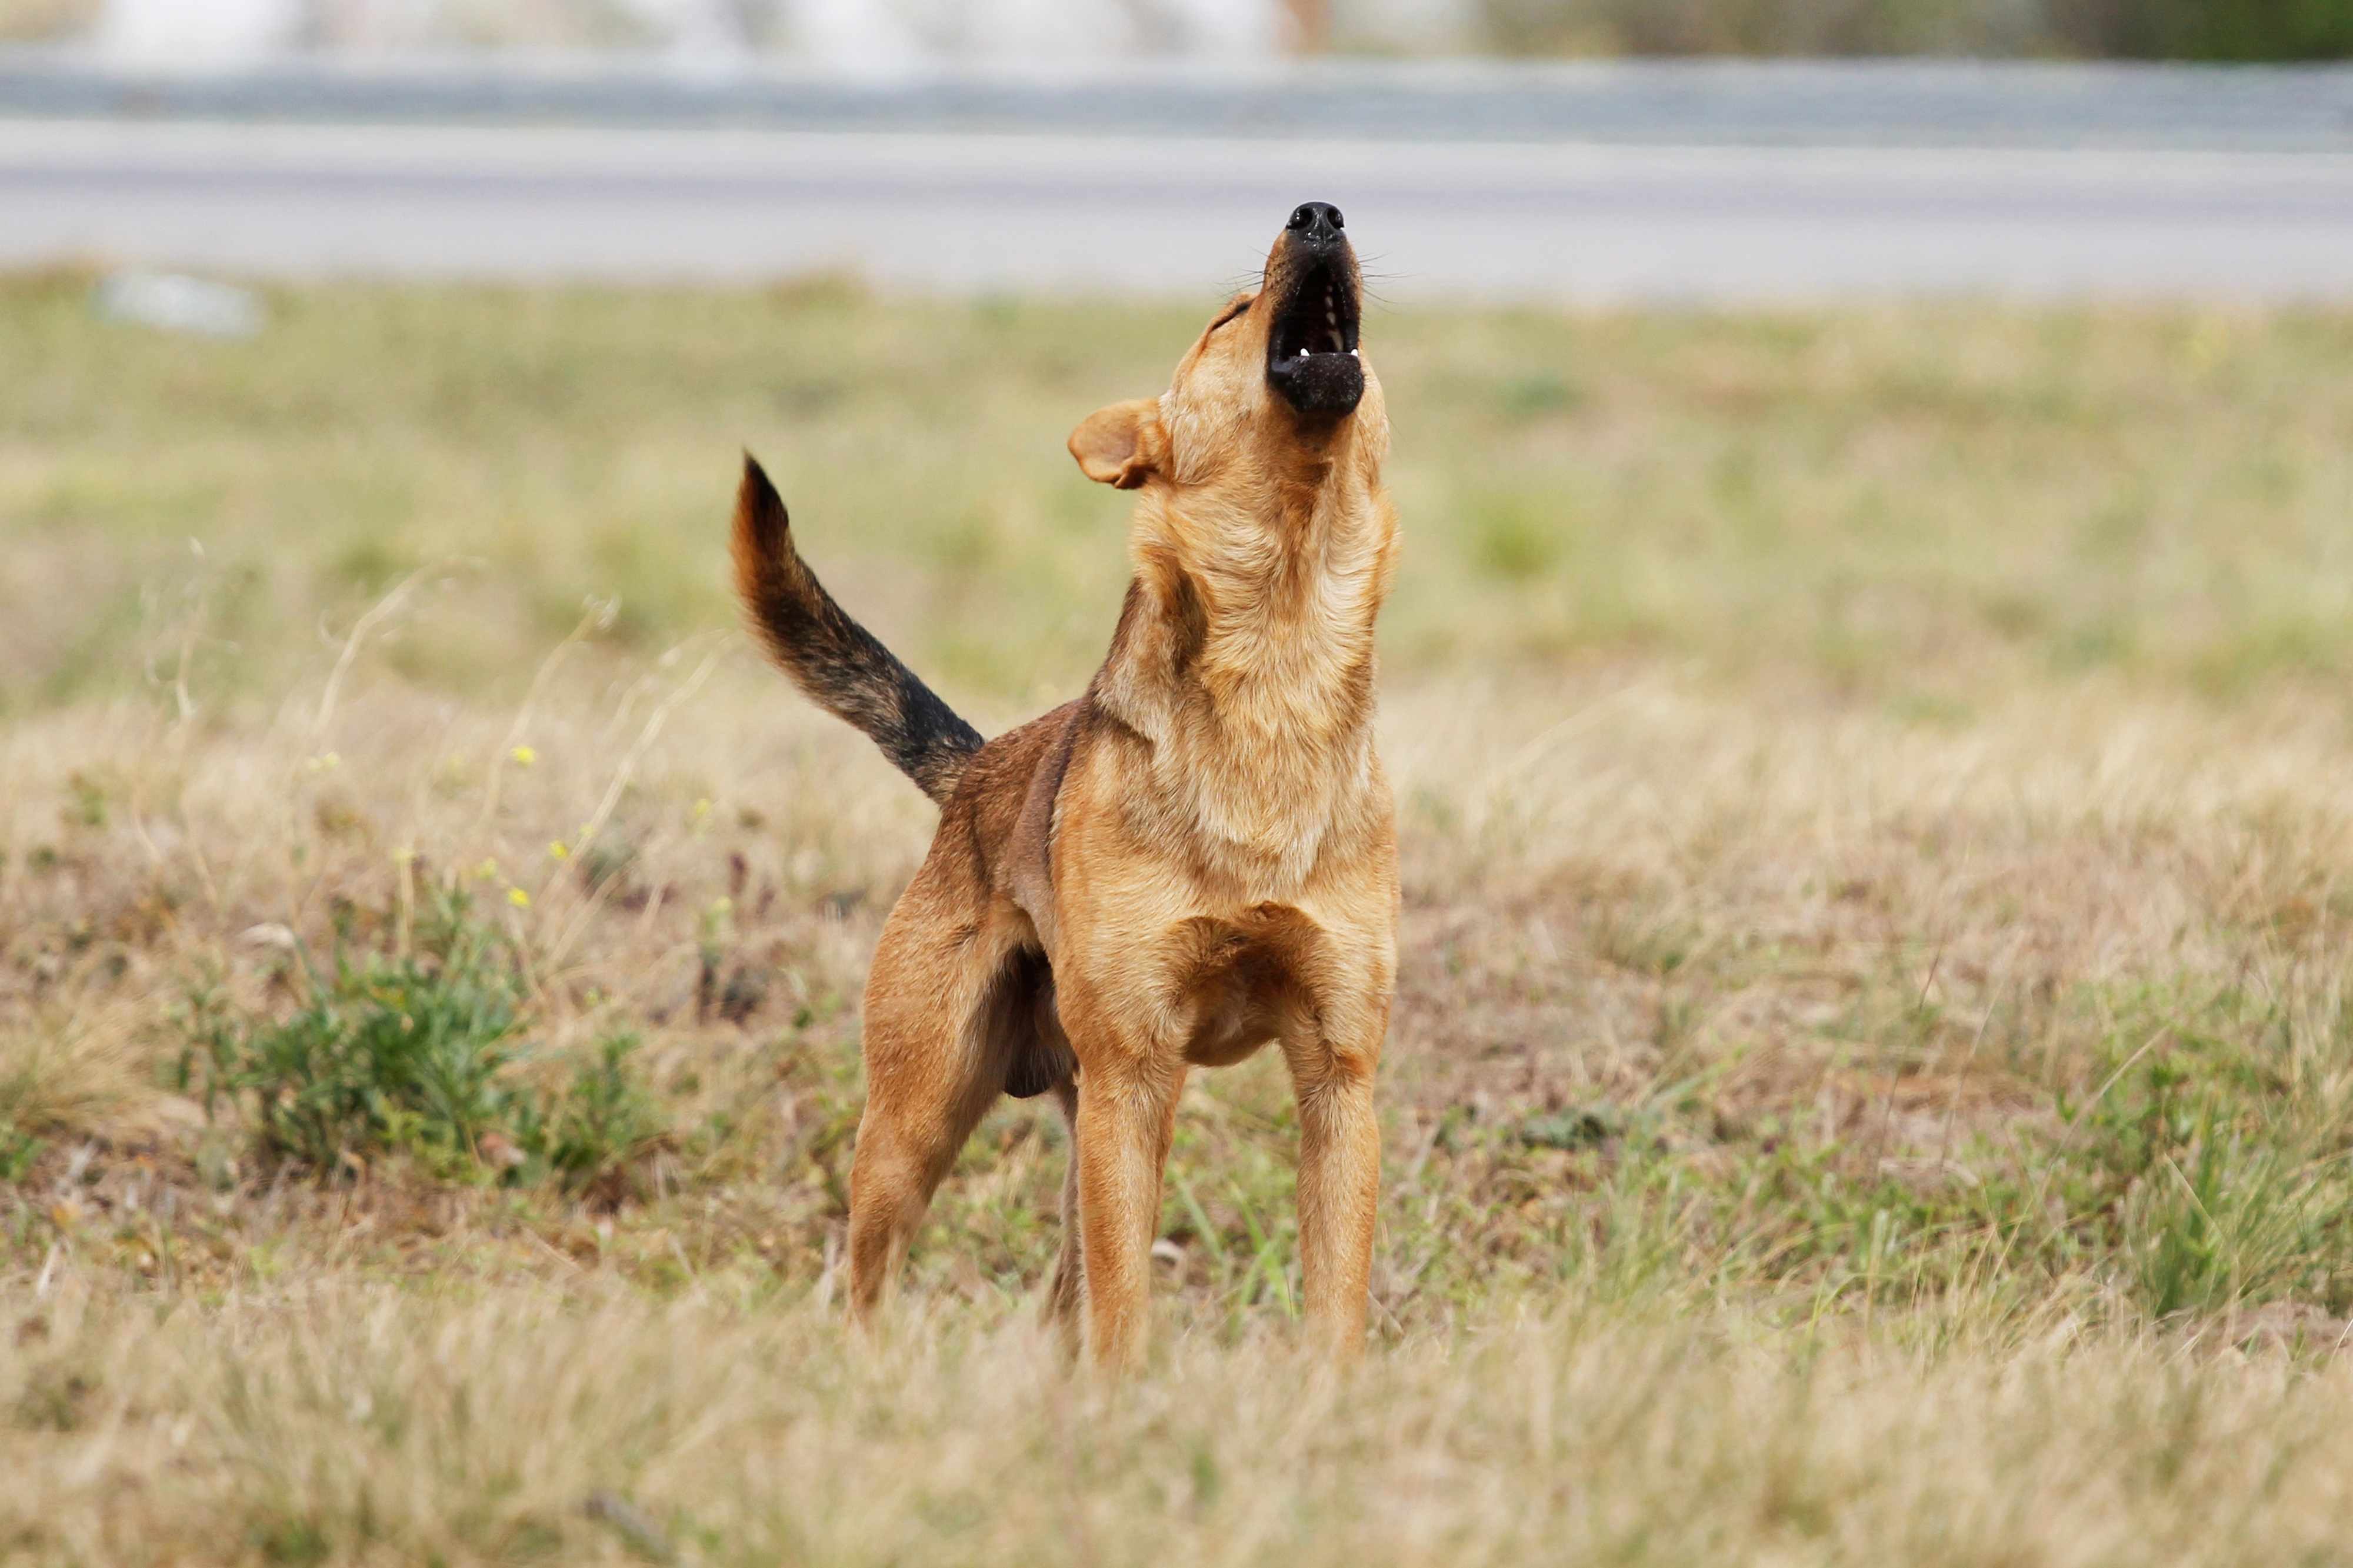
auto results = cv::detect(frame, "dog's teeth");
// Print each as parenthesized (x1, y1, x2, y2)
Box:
(1297, 346, 1310, 358)
(1326, 309, 1337, 326)
(1348, 348, 1359, 357)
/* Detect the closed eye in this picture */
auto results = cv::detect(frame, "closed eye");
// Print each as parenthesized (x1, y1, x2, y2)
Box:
(1208, 296, 1252, 333)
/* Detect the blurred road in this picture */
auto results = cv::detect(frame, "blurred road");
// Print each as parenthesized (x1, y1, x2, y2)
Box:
(6, 59, 2353, 299)
(11, 57, 2353, 151)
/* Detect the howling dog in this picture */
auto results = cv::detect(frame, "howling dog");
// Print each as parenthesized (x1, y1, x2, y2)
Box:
(731, 202, 1397, 1369)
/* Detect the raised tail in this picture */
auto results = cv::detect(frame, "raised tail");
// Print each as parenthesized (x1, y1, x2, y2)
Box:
(730, 455, 984, 806)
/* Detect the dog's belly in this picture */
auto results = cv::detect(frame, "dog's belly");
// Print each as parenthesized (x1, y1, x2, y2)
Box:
(1167, 901, 1327, 1068)
(1181, 989, 1280, 1067)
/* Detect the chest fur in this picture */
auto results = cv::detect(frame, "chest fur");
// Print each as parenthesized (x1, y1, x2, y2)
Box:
(1100, 496, 1392, 895)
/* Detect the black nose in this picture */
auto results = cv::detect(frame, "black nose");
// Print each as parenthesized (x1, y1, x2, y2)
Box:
(1287, 201, 1344, 245)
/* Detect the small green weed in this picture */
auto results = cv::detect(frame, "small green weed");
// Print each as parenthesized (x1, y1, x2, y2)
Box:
(0, 1120, 41, 1184)
(176, 892, 664, 1196)
(2059, 990, 2353, 1316)
(536, 1033, 668, 1200)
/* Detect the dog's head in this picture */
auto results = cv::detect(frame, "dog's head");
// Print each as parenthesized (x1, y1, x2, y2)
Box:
(1069, 202, 1384, 495)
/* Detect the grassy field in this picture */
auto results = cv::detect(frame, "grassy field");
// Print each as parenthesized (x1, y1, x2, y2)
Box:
(8, 269, 2353, 1563)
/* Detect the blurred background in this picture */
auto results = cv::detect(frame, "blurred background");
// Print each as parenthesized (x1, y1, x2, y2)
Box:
(5, 0, 2351, 706)
(6, 0, 2353, 298)
(4, 0, 2350, 716)
(11, 0, 2353, 62)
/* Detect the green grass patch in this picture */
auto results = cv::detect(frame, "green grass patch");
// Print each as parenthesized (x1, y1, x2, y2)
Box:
(176, 892, 664, 1196)
(12, 281, 2353, 712)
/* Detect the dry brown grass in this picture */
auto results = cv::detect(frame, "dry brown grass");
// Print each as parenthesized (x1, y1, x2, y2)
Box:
(12, 279, 2353, 1561)
(14, 1276, 2353, 1567)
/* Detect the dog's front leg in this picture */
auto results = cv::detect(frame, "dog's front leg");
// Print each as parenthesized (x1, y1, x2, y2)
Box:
(1041, 1079, 1086, 1355)
(1072, 1060, 1181, 1372)
(1284, 1023, 1384, 1362)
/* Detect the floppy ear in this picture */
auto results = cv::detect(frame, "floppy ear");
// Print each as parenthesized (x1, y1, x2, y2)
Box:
(1068, 398, 1168, 489)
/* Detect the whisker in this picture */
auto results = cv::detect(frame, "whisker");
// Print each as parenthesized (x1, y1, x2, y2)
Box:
(1353, 257, 1409, 310)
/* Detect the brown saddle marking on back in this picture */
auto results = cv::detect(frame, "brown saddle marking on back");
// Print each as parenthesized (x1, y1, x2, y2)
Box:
(1006, 700, 1085, 957)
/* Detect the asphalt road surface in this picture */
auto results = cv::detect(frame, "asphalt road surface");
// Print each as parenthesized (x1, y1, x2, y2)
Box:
(12, 57, 2353, 152)
(9, 113, 2353, 301)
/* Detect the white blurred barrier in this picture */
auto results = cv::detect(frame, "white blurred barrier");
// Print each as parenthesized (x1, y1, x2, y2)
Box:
(94, 0, 306, 65)
(93, 269, 265, 336)
(84, 0, 1314, 62)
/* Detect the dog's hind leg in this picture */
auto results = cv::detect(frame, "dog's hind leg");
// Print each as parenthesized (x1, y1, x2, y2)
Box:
(845, 886, 1016, 1328)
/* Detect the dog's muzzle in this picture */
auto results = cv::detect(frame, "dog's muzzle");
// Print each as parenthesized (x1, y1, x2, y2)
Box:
(1265, 202, 1365, 418)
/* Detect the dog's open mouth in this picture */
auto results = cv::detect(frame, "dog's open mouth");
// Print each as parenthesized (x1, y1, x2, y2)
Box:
(1265, 253, 1364, 417)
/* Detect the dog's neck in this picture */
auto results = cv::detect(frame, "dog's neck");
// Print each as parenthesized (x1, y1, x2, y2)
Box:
(1092, 453, 1399, 892)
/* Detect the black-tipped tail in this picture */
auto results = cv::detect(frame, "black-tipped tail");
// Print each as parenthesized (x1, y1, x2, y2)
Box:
(730, 456, 983, 806)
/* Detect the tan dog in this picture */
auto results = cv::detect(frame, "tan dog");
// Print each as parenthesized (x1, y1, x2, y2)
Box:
(732, 202, 1397, 1369)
